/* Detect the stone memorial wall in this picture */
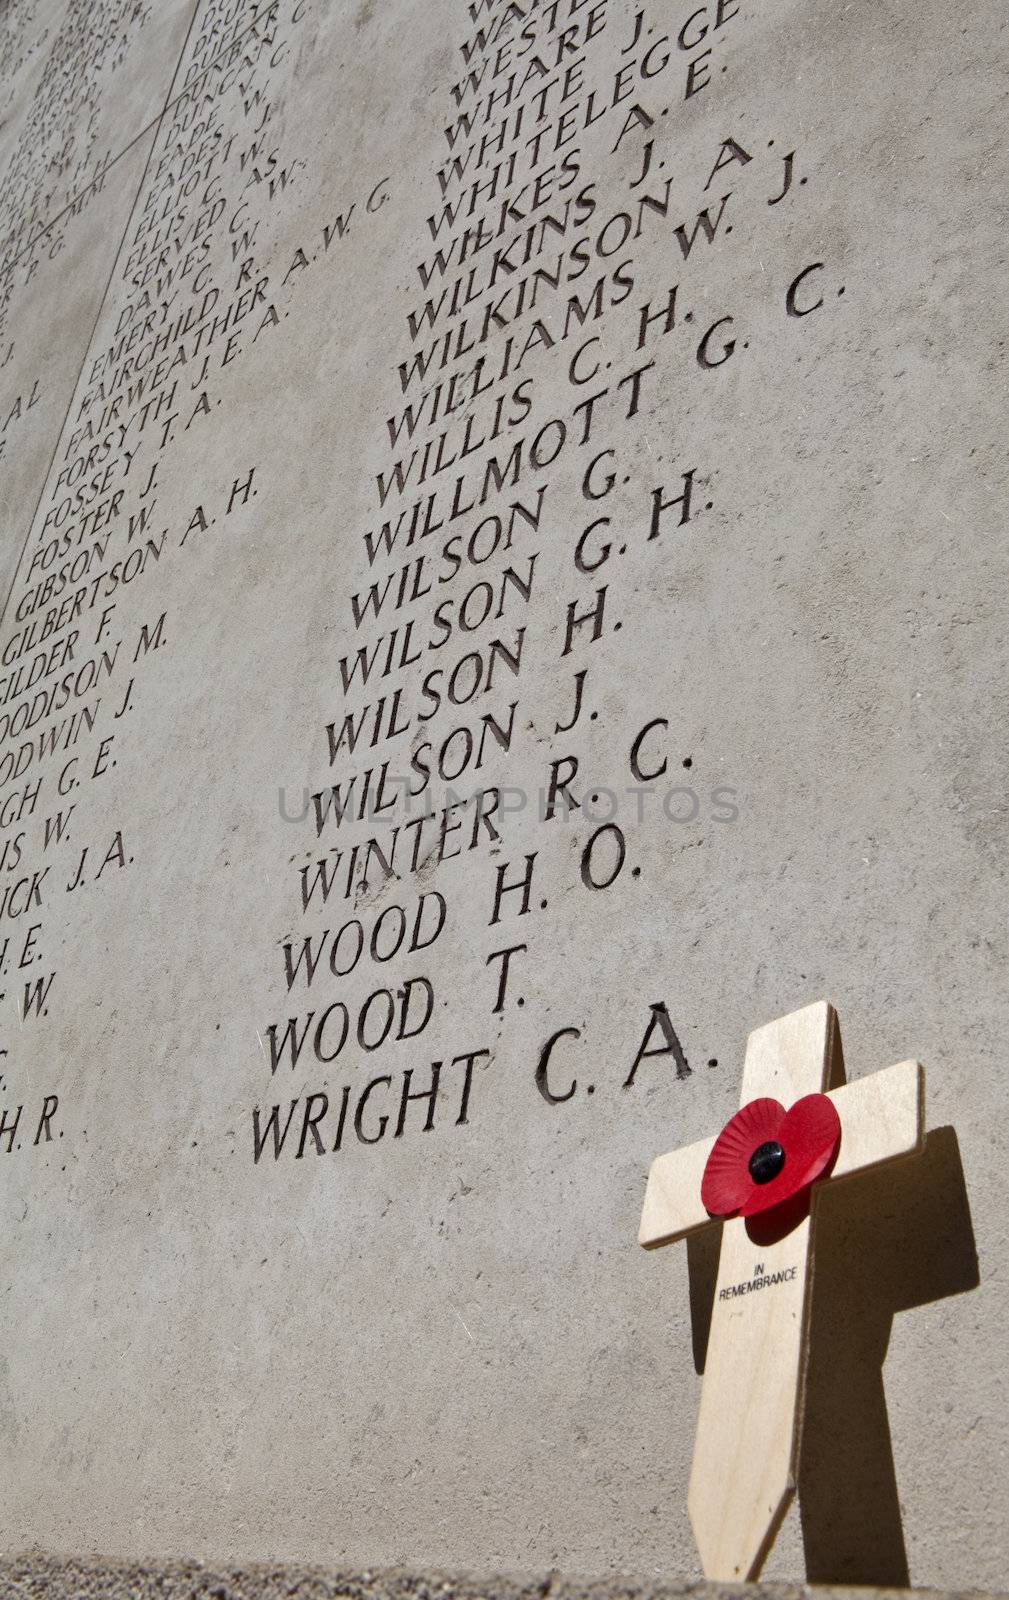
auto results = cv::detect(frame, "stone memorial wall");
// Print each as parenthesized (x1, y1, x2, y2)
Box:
(0, 0, 1002, 1587)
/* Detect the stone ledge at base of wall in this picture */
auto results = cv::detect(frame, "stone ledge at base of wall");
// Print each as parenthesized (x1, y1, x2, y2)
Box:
(0, 1561, 1004, 1600)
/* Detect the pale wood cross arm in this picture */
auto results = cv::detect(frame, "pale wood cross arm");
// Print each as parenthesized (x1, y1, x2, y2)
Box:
(640, 1056, 924, 1249)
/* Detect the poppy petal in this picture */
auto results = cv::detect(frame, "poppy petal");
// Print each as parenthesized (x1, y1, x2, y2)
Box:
(780, 1092, 841, 1188)
(701, 1097, 785, 1216)
(739, 1091, 841, 1216)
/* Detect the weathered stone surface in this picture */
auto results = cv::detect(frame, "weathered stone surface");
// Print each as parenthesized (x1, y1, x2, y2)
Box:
(0, 2, 199, 600)
(0, 0, 1002, 1588)
(0, 1563, 1004, 1600)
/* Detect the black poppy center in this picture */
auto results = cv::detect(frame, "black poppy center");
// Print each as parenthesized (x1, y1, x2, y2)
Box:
(748, 1139, 786, 1185)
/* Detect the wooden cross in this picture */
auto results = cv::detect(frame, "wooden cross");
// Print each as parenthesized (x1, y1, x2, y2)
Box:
(639, 1001, 924, 1581)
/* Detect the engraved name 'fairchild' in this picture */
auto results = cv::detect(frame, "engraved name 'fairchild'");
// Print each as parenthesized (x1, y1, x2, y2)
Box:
(718, 1265, 797, 1302)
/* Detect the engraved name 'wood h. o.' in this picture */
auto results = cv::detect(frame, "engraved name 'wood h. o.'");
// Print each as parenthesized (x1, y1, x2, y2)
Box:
(639, 1001, 924, 1581)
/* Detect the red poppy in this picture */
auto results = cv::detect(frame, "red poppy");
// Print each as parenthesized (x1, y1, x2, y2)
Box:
(700, 1093, 841, 1219)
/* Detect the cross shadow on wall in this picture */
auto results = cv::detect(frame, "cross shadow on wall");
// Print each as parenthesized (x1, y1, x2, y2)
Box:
(686, 1125, 978, 1584)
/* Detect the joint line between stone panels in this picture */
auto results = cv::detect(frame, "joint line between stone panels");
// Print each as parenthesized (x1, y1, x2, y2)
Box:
(0, 0, 269, 284)
(0, 0, 207, 637)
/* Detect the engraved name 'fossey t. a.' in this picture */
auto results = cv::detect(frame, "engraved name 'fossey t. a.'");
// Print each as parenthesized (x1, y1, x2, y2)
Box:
(0, 0, 1000, 1586)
